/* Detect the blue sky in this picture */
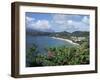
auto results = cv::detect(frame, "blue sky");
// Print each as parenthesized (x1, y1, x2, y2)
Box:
(25, 12, 90, 32)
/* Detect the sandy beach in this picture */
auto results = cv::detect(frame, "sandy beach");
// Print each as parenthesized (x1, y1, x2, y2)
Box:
(51, 37, 79, 45)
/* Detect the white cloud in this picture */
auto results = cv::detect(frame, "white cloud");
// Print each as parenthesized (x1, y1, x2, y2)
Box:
(73, 21, 89, 28)
(26, 15, 89, 32)
(33, 20, 50, 30)
(82, 16, 89, 25)
(26, 16, 35, 22)
(52, 14, 67, 24)
(26, 16, 51, 31)
(26, 16, 35, 29)
(51, 14, 89, 32)
(67, 20, 73, 24)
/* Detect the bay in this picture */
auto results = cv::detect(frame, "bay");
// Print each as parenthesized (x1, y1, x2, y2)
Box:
(26, 35, 75, 54)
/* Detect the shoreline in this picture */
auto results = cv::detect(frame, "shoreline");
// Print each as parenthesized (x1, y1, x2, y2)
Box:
(51, 37, 79, 45)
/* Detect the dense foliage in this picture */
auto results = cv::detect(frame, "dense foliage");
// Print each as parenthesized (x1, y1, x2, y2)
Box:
(26, 39, 89, 67)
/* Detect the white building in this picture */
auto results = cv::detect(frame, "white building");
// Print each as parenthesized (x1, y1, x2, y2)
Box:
(71, 36, 86, 42)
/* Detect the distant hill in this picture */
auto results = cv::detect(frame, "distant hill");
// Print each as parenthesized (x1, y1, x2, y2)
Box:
(72, 31, 89, 37)
(26, 29, 89, 38)
(26, 28, 54, 33)
(26, 28, 52, 36)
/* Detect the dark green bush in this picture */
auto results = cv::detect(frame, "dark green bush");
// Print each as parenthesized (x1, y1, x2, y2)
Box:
(26, 41, 89, 67)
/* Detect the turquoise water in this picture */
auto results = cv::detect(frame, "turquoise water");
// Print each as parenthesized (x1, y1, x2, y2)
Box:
(26, 35, 74, 54)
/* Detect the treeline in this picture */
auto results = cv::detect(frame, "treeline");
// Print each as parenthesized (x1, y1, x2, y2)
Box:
(72, 31, 89, 37)
(26, 29, 51, 36)
(51, 31, 89, 39)
(26, 29, 89, 38)
(26, 39, 89, 67)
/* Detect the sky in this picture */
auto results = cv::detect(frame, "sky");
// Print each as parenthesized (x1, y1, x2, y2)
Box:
(25, 12, 90, 32)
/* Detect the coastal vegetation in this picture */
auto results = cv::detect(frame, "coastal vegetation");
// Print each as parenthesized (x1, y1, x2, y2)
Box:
(26, 31, 89, 67)
(26, 30, 89, 44)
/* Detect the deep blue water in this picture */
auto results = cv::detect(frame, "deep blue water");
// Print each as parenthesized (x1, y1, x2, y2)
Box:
(26, 35, 74, 54)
